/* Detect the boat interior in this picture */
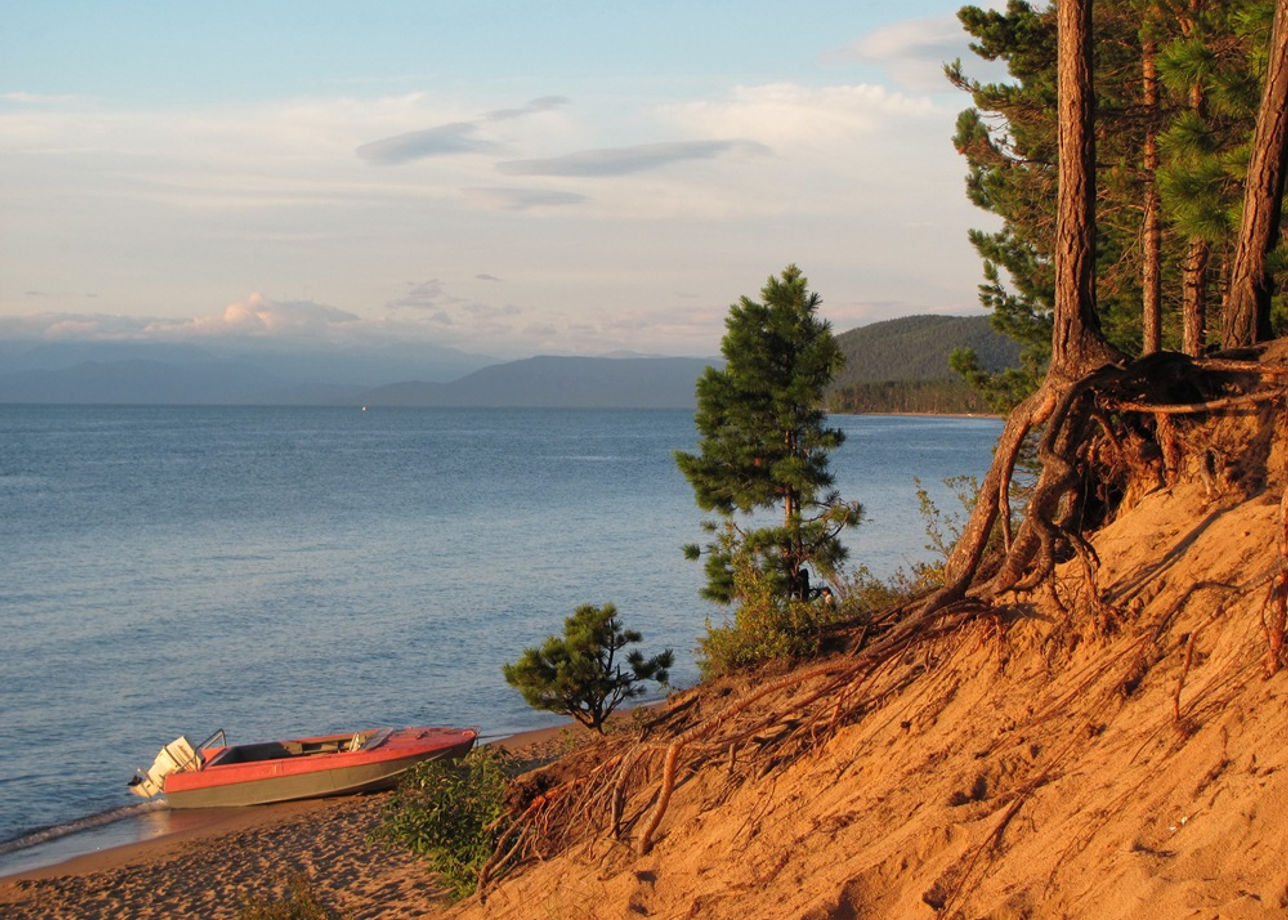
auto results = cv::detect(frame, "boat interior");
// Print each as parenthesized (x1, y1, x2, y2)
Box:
(204, 729, 391, 766)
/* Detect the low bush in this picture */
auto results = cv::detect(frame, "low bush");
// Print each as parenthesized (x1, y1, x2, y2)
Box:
(370, 746, 514, 899)
(698, 560, 846, 678)
(237, 875, 344, 920)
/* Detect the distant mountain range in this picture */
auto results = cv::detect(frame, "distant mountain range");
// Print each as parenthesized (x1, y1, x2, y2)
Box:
(0, 339, 493, 406)
(359, 356, 715, 409)
(0, 314, 1017, 410)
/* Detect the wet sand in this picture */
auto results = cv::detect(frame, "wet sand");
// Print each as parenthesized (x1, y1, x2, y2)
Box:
(0, 724, 574, 919)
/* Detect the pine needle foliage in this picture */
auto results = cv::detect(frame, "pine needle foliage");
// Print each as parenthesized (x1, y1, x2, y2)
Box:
(675, 265, 860, 605)
(502, 603, 672, 733)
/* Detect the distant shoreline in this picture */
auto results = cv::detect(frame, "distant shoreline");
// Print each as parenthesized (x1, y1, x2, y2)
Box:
(829, 410, 1003, 419)
(0, 402, 1001, 419)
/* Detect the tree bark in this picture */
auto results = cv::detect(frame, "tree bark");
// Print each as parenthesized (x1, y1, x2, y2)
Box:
(1224, 0, 1288, 348)
(1182, 239, 1210, 355)
(1052, 0, 1119, 378)
(1177, 4, 1211, 357)
(1142, 34, 1163, 355)
(929, 0, 1121, 610)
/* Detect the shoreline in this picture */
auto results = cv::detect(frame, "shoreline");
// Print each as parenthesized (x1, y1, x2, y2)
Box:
(0, 721, 574, 891)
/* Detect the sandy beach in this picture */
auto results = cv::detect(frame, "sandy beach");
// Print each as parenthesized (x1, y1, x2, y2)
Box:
(0, 725, 572, 920)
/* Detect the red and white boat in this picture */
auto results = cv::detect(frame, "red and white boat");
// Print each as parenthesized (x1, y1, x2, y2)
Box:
(128, 726, 477, 808)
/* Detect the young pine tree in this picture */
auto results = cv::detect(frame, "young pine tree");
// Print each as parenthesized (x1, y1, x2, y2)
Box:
(502, 604, 672, 733)
(675, 264, 860, 605)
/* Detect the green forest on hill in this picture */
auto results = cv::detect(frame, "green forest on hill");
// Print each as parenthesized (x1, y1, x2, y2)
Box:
(825, 314, 1019, 413)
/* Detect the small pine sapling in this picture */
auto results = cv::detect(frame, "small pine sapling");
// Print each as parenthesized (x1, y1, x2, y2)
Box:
(502, 603, 673, 733)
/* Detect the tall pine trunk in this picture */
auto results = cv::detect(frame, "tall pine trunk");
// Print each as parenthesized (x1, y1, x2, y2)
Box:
(1224, 0, 1288, 347)
(1142, 34, 1163, 355)
(938, 0, 1120, 602)
(1182, 239, 1210, 355)
(1052, 0, 1116, 377)
(1179, 2, 1211, 357)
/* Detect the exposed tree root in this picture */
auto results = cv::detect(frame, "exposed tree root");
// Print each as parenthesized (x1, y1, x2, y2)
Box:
(471, 345, 1287, 899)
(932, 348, 1286, 616)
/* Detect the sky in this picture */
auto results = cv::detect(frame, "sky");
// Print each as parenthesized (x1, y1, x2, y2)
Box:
(1, 1, 1006, 361)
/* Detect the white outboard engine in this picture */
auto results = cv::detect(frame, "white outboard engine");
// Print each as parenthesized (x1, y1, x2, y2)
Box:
(128, 736, 200, 798)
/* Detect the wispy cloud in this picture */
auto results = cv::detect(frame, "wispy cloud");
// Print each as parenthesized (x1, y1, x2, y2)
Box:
(387, 279, 451, 310)
(484, 95, 569, 122)
(387, 281, 521, 327)
(463, 186, 587, 210)
(0, 91, 85, 106)
(496, 139, 769, 178)
(356, 95, 568, 165)
(356, 121, 497, 164)
(0, 313, 146, 340)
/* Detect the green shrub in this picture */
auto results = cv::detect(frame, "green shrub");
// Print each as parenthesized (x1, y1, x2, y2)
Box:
(237, 875, 344, 920)
(370, 746, 514, 900)
(503, 603, 672, 733)
(698, 558, 845, 678)
(833, 565, 919, 615)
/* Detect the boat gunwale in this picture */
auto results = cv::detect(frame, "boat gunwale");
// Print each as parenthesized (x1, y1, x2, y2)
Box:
(161, 726, 477, 799)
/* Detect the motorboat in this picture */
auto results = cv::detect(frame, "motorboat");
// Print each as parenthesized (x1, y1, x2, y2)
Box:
(128, 726, 476, 808)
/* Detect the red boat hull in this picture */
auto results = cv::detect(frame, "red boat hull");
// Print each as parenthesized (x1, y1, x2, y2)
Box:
(162, 726, 476, 808)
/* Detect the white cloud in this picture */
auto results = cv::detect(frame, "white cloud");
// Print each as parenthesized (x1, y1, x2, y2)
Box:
(833, 15, 972, 94)
(0, 296, 369, 344)
(140, 294, 361, 339)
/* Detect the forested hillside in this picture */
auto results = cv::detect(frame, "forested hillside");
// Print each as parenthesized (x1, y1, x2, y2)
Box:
(827, 314, 1019, 414)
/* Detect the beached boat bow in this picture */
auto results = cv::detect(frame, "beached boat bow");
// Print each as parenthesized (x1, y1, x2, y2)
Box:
(128, 726, 476, 808)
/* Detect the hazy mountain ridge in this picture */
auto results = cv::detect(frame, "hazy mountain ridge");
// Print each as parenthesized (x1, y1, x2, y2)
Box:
(357, 356, 717, 409)
(0, 340, 489, 406)
(0, 315, 1016, 409)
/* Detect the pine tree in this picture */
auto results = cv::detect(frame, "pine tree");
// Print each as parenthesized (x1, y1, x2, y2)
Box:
(1142, 15, 1165, 355)
(947, 0, 1146, 401)
(1155, 0, 1265, 353)
(949, 0, 1280, 377)
(502, 604, 672, 733)
(675, 265, 859, 605)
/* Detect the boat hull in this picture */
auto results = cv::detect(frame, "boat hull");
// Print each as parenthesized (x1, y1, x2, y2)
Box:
(161, 727, 475, 809)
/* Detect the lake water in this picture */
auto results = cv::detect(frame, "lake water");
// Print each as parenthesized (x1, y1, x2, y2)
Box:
(0, 406, 1002, 874)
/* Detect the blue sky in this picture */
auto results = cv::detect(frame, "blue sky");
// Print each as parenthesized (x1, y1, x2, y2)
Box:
(2, 1, 1004, 359)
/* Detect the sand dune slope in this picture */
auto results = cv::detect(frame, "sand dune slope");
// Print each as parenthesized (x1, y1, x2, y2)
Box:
(457, 480, 1288, 920)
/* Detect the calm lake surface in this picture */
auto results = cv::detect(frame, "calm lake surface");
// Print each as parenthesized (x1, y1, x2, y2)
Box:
(0, 406, 1002, 873)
